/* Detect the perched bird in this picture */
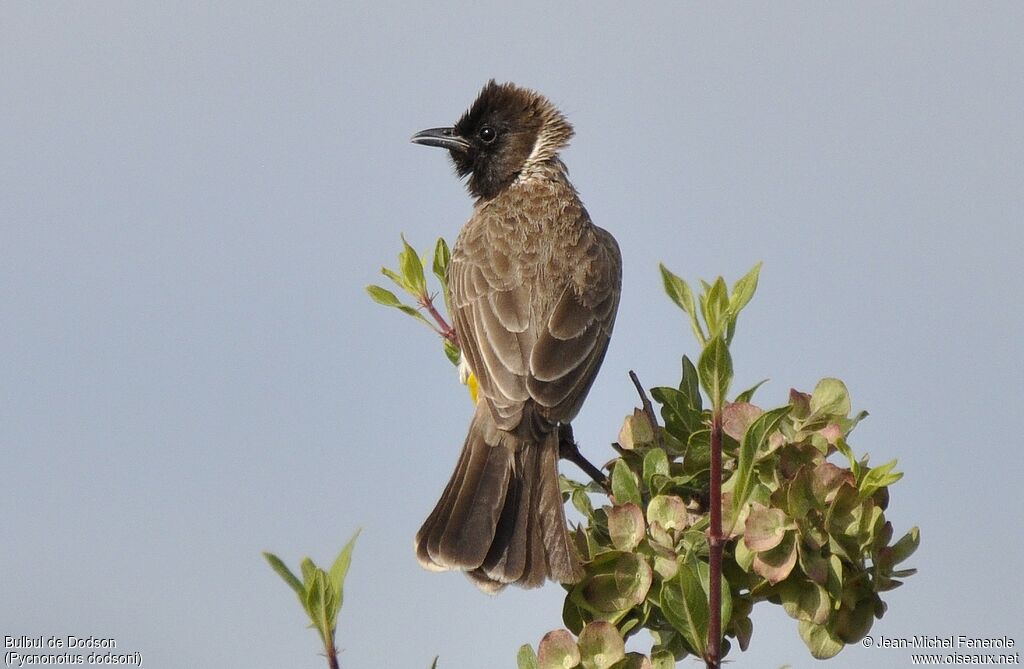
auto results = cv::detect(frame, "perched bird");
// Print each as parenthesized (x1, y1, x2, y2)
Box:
(411, 80, 621, 592)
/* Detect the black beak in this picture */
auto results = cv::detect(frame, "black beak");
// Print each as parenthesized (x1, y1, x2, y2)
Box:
(411, 127, 470, 152)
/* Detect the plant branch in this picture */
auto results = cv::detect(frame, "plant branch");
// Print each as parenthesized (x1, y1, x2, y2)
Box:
(558, 424, 609, 491)
(628, 370, 663, 450)
(324, 631, 340, 669)
(706, 408, 724, 669)
(418, 292, 458, 347)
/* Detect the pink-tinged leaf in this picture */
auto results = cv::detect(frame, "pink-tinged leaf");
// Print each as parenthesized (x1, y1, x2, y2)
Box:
(789, 388, 812, 418)
(752, 531, 798, 584)
(607, 503, 646, 552)
(812, 462, 854, 504)
(722, 402, 763, 440)
(537, 629, 580, 669)
(819, 423, 843, 445)
(744, 504, 794, 552)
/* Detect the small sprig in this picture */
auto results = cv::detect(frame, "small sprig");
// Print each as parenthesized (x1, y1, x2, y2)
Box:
(263, 530, 360, 669)
(367, 236, 461, 366)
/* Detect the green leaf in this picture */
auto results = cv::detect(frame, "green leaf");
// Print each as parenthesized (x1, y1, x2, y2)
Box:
(809, 378, 851, 418)
(380, 266, 409, 292)
(395, 304, 435, 327)
(734, 378, 768, 404)
(642, 448, 669, 488)
(698, 334, 732, 408)
(728, 262, 762, 319)
(732, 614, 753, 652)
(701, 277, 729, 339)
(571, 487, 595, 521)
(858, 459, 903, 500)
(432, 237, 451, 284)
(650, 358, 704, 441)
(734, 538, 755, 572)
(300, 557, 317, 588)
(650, 649, 676, 669)
(834, 597, 876, 644)
(659, 264, 705, 345)
(681, 429, 711, 476)
(304, 570, 329, 633)
(778, 579, 830, 625)
(433, 237, 452, 313)
(573, 552, 652, 614)
(833, 437, 860, 479)
(443, 339, 461, 366)
(660, 557, 730, 657)
(517, 645, 539, 669)
(327, 529, 360, 613)
(651, 387, 700, 440)
(679, 355, 702, 413)
(607, 503, 646, 552)
(366, 284, 403, 307)
(263, 552, 305, 598)
(399, 234, 428, 297)
(798, 621, 844, 660)
(826, 554, 844, 602)
(731, 406, 791, 515)
(578, 622, 626, 669)
(429, 656, 439, 669)
(646, 495, 688, 532)
(662, 561, 708, 656)
(367, 284, 435, 328)
(611, 460, 642, 506)
(618, 654, 654, 669)
(891, 526, 920, 564)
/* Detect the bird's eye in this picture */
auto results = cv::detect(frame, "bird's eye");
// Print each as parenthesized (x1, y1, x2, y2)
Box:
(478, 126, 497, 144)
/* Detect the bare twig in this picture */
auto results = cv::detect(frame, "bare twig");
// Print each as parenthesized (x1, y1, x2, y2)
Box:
(558, 424, 609, 491)
(628, 370, 663, 450)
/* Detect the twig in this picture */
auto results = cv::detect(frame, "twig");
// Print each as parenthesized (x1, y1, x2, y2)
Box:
(628, 370, 663, 450)
(706, 408, 724, 669)
(418, 292, 459, 347)
(324, 632, 340, 669)
(558, 424, 609, 491)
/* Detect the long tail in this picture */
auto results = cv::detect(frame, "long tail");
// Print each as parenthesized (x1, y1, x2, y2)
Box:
(415, 403, 582, 593)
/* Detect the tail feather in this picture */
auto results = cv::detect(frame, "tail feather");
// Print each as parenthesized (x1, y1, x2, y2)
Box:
(537, 439, 584, 583)
(436, 435, 512, 568)
(415, 404, 581, 592)
(415, 414, 480, 570)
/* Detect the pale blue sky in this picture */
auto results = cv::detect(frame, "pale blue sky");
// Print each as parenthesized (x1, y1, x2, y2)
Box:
(3, 3, 1022, 667)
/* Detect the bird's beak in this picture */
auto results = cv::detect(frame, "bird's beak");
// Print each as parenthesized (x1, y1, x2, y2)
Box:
(411, 127, 470, 152)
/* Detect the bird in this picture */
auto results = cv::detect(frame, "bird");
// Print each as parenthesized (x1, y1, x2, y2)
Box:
(410, 80, 621, 592)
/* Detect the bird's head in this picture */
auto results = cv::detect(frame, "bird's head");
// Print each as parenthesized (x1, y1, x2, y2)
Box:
(411, 80, 574, 200)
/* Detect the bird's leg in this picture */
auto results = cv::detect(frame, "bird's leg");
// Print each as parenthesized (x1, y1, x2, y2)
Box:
(557, 423, 608, 490)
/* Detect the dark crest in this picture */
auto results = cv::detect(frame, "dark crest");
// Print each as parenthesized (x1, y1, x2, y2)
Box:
(450, 80, 574, 199)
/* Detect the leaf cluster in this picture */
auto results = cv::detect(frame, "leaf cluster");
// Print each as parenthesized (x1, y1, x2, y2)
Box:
(263, 530, 360, 663)
(520, 265, 919, 666)
(366, 236, 460, 366)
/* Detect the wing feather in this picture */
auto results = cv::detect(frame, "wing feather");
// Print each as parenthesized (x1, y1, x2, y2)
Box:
(449, 209, 620, 431)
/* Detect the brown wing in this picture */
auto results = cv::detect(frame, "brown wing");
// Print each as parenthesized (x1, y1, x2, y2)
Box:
(449, 212, 620, 436)
(527, 225, 620, 421)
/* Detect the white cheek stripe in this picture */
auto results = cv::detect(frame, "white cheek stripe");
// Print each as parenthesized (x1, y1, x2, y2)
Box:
(519, 131, 556, 182)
